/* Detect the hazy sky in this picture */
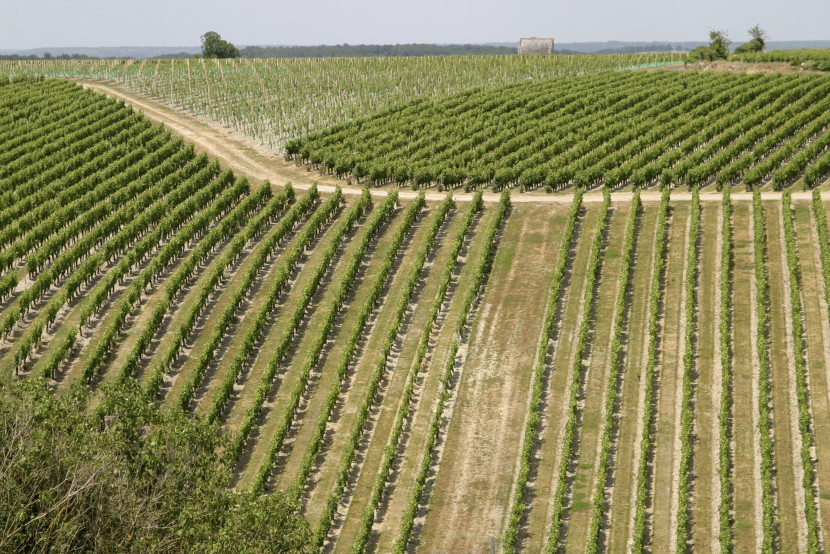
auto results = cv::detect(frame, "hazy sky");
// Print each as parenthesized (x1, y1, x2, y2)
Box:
(2, 0, 828, 49)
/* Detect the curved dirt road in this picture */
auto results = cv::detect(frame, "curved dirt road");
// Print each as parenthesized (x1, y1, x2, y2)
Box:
(79, 79, 822, 205)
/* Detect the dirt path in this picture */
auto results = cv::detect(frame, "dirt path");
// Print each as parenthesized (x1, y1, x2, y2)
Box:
(417, 205, 562, 551)
(77, 80, 827, 206)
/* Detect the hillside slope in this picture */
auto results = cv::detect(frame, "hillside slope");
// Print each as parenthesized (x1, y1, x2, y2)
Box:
(5, 77, 830, 552)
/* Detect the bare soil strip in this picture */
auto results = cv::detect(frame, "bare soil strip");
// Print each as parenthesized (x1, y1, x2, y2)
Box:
(520, 206, 601, 551)
(416, 204, 562, 552)
(765, 202, 808, 552)
(605, 206, 660, 552)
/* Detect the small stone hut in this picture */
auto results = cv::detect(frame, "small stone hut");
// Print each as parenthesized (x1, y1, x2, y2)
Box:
(518, 37, 554, 54)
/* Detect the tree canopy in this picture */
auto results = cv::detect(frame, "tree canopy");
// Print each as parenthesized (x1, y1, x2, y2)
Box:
(687, 30, 731, 62)
(734, 25, 768, 54)
(0, 379, 311, 552)
(201, 31, 240, 59)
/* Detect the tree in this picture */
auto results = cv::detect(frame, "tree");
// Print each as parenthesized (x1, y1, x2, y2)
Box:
(687, 29, 731, 62)
(709, 30, 731, 59)
(0, 379, 312, 552)
(734, 25, 768, 54)
(201, 31, 240, 59)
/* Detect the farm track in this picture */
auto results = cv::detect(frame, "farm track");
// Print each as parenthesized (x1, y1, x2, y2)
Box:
(417, 203, 553, 552)
(78, 80, 830, 206)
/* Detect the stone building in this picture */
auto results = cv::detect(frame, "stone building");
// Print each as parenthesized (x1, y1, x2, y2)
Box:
(518, 37, 554, 54)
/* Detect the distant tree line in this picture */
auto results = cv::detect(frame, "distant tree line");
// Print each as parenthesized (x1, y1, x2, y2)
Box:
(0, 52, 101, 60)
(595, 43, 689, 54)
(239, 43, 517, 58)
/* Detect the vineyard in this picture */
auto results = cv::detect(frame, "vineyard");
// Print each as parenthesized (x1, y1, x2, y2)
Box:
(6, 60, 830, 553)
(0, 53, 683, 150)
(283, 71, 830, 191)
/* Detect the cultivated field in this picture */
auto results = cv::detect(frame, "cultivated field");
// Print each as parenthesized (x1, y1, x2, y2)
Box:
(4, 58, 830, 553)
(0, 53, 683, 149)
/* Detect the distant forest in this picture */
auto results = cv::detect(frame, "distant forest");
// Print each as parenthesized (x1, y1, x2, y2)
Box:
(157, 43, 518, 58)
(0, 52, 99, 60)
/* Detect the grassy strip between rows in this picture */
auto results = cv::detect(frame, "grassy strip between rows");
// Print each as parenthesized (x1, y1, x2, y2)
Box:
(248, 190, 398, 495)
(118, 183, 301, 386)
(781, 190, 821, 551)
(631, 189, 670, 551)
(752, 190, 778, 552)
(223, 188, 369, 470)
(502, 189, 584, 551)
(719, 187, 735, 553)
(350, 192, 483, 553)
(585, 190, 641, 553)
(309, 193, 432, 547)
(544, 188, 611, 553)
(676, 189, 700, 552)
(394, 190, 511, 553)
